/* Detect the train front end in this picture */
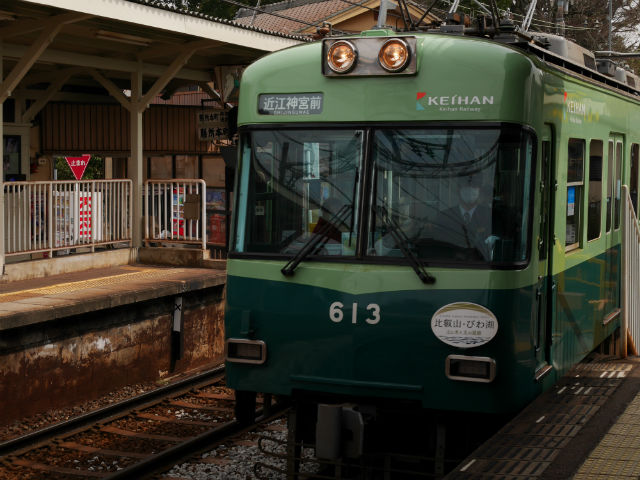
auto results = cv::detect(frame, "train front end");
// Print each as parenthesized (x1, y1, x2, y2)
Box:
(225, 31, 547, 433)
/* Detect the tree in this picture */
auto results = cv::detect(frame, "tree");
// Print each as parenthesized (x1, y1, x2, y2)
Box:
(183, 0, 245, 19)
(181, 0, 284, 20)
(424, 1, 639, 73)
(514, 0, 640, 73)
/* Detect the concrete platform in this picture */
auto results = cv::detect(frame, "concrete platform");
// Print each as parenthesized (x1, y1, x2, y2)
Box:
(446, 355, 640, 479)
(0, 263, 225, 331)
(0, 264, 227, 423)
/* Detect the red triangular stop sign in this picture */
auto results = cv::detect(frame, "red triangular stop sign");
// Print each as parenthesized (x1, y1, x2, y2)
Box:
(65, 154, 91, 180)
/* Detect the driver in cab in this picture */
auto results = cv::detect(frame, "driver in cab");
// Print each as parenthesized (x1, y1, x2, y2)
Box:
(433, 175, 499, 260)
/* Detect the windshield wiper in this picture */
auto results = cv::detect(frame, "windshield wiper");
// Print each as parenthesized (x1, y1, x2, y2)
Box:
(281, 204, 352, 277)
(377, 206, 435, 284)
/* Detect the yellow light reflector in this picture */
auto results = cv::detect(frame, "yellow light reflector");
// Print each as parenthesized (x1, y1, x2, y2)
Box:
(327, 40, 357, 74)
(378, 38, 410, 72)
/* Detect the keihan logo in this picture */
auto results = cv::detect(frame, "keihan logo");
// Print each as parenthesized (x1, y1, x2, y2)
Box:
(416, 91, 494, 111)
(564, 91, 586, 116)
(562, 91, 593, 124)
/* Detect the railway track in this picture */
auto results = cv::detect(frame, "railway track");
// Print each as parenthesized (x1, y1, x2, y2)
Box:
(0, 365, 287, 479)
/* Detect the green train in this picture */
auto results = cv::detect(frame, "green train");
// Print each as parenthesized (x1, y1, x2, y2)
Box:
(224, 11, 640, 471)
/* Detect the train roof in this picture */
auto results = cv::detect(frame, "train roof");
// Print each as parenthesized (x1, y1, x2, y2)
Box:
(495, 30, 640, 97)
(311, 13, 640, 98)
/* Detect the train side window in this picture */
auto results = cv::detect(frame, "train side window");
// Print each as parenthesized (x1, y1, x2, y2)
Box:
(614, 141, 623, 230)
(606, 141, 613, 233)
(566, 138, 585, 251)
(631, 144, 639, 214)
(587, 140, 603, 242)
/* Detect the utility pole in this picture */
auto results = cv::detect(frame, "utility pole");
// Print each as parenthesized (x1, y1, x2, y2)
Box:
(608, 0, 613, 51)
(556, 0, 566, 37)
(377, 0, 392, 28)
(250, 0, 261, 26)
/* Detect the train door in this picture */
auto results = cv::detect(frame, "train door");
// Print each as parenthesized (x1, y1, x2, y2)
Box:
(605, 134, 624, 323)
(535, 125, 554, 382)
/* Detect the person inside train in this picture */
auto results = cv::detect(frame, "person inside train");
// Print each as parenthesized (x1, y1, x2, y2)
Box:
(433, 174, 499, 260)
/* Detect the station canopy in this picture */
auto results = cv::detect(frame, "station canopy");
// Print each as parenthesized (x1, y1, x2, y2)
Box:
(0, 0, 302, 109)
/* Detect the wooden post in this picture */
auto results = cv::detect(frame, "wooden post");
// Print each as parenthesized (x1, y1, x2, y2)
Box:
(0, 39, 4, 276)
(129, 69, 144, 249)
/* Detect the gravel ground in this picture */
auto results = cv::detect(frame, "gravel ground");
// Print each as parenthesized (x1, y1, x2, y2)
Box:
(165, 418, 319, 480)
(0, 371, 211, 443)
(0, 372, 317, 480)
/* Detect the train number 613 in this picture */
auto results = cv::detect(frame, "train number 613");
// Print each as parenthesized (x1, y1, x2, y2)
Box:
(329, 301, 381, 325)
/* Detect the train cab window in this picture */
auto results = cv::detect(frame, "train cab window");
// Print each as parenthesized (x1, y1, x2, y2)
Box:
(234, 129, 362, 255)
(631, 144, 639, 214)
(587, 140, 603, 242)
(367, 125, 535, 267)
(565, 139, 585, 251)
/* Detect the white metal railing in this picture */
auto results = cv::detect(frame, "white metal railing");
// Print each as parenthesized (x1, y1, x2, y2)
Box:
(3, 179, 132, 257)
(144, 179, 207, 250)
(621, 185, 640, 357)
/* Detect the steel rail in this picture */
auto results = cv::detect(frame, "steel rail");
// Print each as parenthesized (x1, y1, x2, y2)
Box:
(104, 403, 289, 480)
(0, 364, 225, 457)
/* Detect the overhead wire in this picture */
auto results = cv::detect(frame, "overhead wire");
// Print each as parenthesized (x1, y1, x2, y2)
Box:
(435, 0, 600, 32)
(224, 0, 449, 35)
(218, 0, 351, 35)
(217, 0, 602, 38)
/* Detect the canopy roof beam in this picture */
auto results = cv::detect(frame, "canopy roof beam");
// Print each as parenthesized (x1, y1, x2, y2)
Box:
(21, 67, 84, 123)
(0, 12, 90, 103)
(138, 43, 204, 111)
(87, 68, 134, 112)
(2, 42, 211, 82)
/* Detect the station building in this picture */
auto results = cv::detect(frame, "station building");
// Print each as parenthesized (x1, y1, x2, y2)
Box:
(0, 0, 300, 278)
(0, 0, 300, 423)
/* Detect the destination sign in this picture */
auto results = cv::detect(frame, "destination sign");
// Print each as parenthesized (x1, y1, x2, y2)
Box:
(258, 93, 323, 115)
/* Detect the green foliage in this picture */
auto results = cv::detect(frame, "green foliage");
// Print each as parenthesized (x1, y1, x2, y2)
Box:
(54, 156, 105, 180)
(185, 0, 283, 20)
(184, 0, 242, 19)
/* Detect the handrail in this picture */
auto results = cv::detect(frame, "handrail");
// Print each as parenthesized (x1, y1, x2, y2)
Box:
(3, 179, 132, 258)
(621, 185, 640, 357)
(144, 179, 207, 250)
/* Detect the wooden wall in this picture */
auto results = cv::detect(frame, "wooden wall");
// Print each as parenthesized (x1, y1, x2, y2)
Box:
(41, 103, 212, 155)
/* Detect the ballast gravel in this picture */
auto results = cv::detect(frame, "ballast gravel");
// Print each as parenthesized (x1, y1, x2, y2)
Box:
(166, 418, 319, 480)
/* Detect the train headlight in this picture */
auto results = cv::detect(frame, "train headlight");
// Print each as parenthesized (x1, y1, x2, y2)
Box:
(446, 355, 496, 383)
(226, 339, 267, 364)
(327, 40, 357, 74)
(378, 38, 410, 72)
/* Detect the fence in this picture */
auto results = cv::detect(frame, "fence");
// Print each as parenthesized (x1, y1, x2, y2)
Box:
(622, 185, 640, 357)
(144, 179, 207, 250)
(3, 179, 132, 257)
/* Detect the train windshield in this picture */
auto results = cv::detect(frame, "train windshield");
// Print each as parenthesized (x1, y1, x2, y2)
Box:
(234, 129, 362, 255)
(233, 125, 534, 267)
(368, 126, 534, 266)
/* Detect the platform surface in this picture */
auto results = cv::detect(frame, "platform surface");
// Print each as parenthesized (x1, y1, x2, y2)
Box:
(0, 264, 226, 331)
(446, 355, 640, 479)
